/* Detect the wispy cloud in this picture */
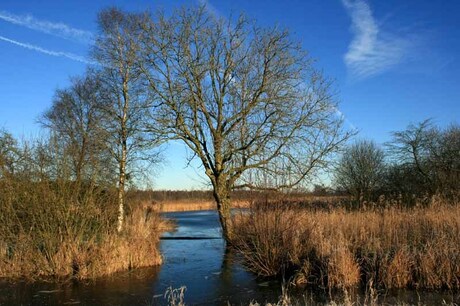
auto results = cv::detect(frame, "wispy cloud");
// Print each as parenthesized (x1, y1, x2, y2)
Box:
(0, 10, 93, 43)
(341, 0, 412, 80)
(0, 35, 94, 64)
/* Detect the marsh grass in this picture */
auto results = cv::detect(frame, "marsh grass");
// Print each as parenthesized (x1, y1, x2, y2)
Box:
(160, 284, 458, 306)
(231, 196, 460, 290)
(164, 286, 187, 306)
(0, 178, 169, 280)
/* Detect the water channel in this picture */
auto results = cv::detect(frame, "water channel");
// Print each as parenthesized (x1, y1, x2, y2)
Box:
(0, 210, 459, 305)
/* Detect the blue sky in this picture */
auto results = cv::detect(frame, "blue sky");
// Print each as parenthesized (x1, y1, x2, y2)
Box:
(1, 0, 459, 189)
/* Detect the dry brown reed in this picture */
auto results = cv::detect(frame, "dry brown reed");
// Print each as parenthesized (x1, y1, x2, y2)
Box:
(0, 179, 169, 280)
(231, 196, 460, 290)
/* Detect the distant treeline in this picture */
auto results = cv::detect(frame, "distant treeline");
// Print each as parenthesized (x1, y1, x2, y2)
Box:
(333, 120, 459, 206)
(126, 188, 341, 204)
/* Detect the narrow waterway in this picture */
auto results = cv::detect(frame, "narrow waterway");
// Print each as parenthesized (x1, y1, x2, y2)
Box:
(152, 210, 282, 305)
(1, 210, 459, 305)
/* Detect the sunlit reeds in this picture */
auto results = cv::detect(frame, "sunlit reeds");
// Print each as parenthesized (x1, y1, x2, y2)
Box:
(232, 196, 460, 290)
(0, 178, 169, 280)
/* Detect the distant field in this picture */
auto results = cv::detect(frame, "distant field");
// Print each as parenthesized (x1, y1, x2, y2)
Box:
(156, 200, 216, 212)
(133, 191, 350, 212)
(151, 199, 251, 212)
(128, 189, 345, 212)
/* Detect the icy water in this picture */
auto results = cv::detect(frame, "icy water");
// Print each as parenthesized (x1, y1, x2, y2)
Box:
(0, 210, 282, 305)
(0, 210, 459, 305)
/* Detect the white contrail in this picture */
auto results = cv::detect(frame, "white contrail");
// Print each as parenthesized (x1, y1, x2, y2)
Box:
(0, 35, 94, 64)
(333, 106, 357, 132)
(0, 10, 93, 43)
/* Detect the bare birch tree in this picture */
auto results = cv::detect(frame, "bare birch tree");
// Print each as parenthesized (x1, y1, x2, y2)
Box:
(92, 8, 158, 232)
(138, 6, 352, 240)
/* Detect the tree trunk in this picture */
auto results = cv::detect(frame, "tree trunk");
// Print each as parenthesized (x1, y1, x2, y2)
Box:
(213, 181, 233, 242)
(117, 151, 126, 233)
(75, 137, 87, 186)
(118, 79, 129, 233)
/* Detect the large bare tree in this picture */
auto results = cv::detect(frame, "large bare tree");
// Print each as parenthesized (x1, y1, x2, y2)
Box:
(137, 6, 351, 240)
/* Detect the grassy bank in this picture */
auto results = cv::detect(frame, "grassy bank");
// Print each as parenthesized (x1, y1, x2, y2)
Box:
(0, 179, 170, 280)
(231, 196, 460, 290)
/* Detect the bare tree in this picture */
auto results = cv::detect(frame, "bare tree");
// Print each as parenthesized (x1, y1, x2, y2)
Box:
(387, 119, 434, 189)
(334, 140, 386, 202)
(138, 6, 352, 240)
(41, 73, 108, 185)
(92, 8, 160, 232)
(387, 120, 459, 198)
(427, 124, 460, 195)
(0, 128, 20, 178)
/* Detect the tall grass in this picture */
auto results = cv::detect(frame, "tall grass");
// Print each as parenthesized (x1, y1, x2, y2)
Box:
(0, 178, 168, 280)
(231, 196, 460, 290)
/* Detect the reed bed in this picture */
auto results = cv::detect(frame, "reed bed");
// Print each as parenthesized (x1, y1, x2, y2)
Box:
(0, 179, 169, 280)
(231, 196, 460, 290)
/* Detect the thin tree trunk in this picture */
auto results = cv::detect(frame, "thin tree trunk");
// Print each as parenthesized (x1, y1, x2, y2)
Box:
(75, 137, 87, 186)
(117, 112, 127, 232)
(117, 79, 129, 233)
(117, 155, 126, 233)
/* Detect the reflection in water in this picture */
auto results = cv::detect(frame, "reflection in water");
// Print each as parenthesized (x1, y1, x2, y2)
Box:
(0, 210, 459, 305)
(152, 210, 282, 305)
(0, 267, 162, 305)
